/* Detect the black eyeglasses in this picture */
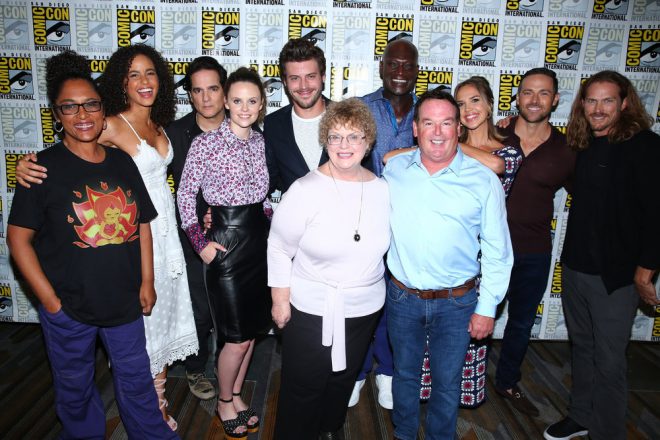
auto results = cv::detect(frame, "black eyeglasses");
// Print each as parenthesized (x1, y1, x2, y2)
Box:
(54, 100, 103, 115)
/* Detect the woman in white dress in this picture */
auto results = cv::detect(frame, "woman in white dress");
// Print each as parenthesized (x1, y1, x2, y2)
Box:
(16, 44, 198, 431)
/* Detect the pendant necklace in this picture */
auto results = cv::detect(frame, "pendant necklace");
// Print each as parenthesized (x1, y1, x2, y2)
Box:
(328, 164, 364, 242)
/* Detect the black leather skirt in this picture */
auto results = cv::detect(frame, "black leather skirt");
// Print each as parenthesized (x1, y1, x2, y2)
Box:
(205, 203, 271, 344)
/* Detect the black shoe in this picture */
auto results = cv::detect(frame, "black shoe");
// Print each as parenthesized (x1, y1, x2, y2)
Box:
(544, 417, 588, 440)
(319, 430, 344, 440)
(495, 384, 540, 417)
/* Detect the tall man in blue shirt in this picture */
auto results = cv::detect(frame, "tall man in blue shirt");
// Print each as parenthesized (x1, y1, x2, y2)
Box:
(383, 88, 513, 440)
(349, 39, 419, 410)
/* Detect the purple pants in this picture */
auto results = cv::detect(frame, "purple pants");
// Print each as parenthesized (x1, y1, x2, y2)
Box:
(39, 306, 178, 439)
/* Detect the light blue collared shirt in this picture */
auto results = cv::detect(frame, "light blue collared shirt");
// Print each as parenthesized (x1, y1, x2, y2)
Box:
(383, 147, 513, 317)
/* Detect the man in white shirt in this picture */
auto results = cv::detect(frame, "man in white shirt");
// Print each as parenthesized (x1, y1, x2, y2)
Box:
(264, 38, 330, 194)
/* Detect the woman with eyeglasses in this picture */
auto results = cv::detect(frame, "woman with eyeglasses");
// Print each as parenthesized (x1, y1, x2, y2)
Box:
(7, 50, 177, 439)
(268, 98, 390, 440)
(15, 44, 197, 430)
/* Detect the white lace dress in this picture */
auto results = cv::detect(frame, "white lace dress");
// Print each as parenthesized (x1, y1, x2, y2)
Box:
(121, 115, 199, 376)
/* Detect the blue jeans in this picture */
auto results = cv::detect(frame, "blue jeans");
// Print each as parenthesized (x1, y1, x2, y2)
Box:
(387, 279, 477, 440)
(495, 253, 551, 390)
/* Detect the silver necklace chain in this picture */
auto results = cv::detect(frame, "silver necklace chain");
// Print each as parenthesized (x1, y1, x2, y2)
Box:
(328, 164, 363, 242)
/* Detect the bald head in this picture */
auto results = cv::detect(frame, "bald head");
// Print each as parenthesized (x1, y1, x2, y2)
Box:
(383, 39, 419, 64)
(380, 39, 419, 97)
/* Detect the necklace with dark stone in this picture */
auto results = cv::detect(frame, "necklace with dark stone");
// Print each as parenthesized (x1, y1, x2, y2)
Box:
(328, 164, 363, 242)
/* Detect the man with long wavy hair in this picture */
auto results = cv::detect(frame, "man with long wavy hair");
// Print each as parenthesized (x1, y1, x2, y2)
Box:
(544, 71, 660, 440)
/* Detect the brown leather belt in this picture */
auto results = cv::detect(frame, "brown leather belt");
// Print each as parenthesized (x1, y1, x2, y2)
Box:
(391, 276, 477, 300)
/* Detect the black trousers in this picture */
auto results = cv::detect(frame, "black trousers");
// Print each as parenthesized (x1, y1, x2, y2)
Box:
(274, 306, 381, 440)
(182, 242, 214, 374)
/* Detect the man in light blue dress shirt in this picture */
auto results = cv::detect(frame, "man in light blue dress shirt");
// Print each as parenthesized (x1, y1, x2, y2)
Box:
(383, 88, 513, 440)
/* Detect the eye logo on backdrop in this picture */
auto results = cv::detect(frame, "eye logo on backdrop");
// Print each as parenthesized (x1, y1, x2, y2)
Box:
(201, 8, 240, 56)
(331, 11, 370, 60)
(251, 61, 283, 107)
(582, 23, 625, 71)
(0, 55, 34, 99)
(116, 5, 156, 48)
(415, 68, 453, 96)
(497, 72, 523, 117)
(373, 13, 414, 60)
(0, 3, 30, 51)
(245, 9, 284, 59)
(32, 4, 70, 51)
(630, 74, 660, 114)
(544, 22, 585, 70)
(501, 21, 543, 68)
(625, 25, 660, 73)
(161, 6, 197, 56)
(0, 103, 37, 149)
(506, 0, 545, 16)
(459, 19, 499, 67)
(418, 16, 457, 66)
(288, 10, 327, 52)
(168, 60, 191, 106)
(419, 0, 459, 13)
(592, 0, 629, 19)
(554, 72, 579, 118)
(75, 5, 113, 54)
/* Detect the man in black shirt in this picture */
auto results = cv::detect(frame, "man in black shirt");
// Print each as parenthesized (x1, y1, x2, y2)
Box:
(544, 71, 659, 440)
(165, 57, 227, 401)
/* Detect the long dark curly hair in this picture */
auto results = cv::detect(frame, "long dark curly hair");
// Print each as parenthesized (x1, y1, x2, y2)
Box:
(98, 44, 175, 127)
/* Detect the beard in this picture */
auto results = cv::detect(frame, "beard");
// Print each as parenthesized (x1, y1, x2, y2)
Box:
(519, 106, 552, 123)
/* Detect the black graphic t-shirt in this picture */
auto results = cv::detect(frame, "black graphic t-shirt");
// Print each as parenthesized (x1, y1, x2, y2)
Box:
(9, 143, 157, 326)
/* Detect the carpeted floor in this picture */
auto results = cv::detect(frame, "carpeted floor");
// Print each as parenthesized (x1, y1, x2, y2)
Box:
(1, 322, 658, 439)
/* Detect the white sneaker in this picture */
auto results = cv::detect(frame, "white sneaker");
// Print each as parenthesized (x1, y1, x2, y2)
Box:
(375, 374, 393, 410)
(348, 379, 365, 407)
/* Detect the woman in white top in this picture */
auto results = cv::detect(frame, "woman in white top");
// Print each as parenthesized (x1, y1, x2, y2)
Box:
(268, 98, 391, 439)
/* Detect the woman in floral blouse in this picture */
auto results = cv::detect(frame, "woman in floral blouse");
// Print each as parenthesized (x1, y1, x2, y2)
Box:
(177, 67, 270, 439)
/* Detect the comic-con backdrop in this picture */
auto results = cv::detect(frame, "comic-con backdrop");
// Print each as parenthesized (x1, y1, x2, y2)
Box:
(0, 0, 659, 340)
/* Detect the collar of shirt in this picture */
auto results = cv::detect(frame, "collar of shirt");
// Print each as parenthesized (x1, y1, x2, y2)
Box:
(364, 88, 417, 135)
(405, 144, 464, 177)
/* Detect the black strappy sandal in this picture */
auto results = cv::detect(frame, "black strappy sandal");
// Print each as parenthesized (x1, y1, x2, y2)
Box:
(233, 392, 259, 433)
(217, 397, 248, 440)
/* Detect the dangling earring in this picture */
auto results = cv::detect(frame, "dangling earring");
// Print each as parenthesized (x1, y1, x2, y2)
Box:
(54, 121, 63, 133)
(122, 90, 128, 106)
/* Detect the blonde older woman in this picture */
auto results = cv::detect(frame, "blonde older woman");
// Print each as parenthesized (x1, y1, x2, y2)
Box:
(268, 98, 391, 440)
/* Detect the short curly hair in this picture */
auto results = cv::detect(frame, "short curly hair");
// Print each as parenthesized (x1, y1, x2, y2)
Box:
(46, 50, 99, 105)
(98, 44, 175, 127)
(318, 98, 376, 153)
